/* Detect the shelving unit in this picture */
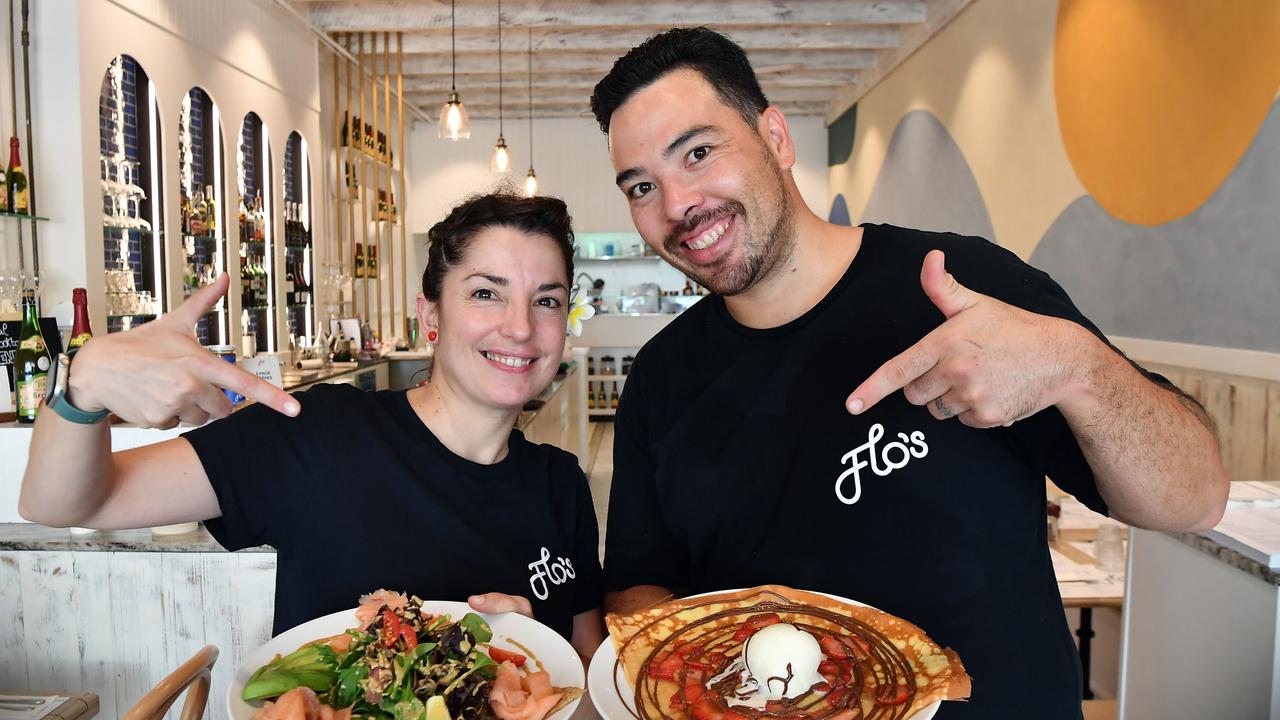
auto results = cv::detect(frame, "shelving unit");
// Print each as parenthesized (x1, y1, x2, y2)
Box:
(332, 31, 409, 345)
(178, 86, 229, 346)
(98, 53, 168, 336)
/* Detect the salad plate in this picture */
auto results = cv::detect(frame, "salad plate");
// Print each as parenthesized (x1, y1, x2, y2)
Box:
(588, 588, 941, 720)
(228, 599, 584, 720)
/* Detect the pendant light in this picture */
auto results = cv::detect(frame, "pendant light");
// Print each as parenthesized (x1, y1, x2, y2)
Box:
(523, 27, 539, 196)
(490, 0, 511, 173)
(437, 0, 470, 140)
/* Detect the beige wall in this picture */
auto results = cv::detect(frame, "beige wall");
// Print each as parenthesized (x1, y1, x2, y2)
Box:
(830, 0, 1084, 258)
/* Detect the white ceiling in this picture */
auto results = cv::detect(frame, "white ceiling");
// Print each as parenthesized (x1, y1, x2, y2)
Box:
(291, 0, 972, 124)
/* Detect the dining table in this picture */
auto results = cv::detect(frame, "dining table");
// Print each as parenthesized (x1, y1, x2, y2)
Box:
(0, 693, 98, 720)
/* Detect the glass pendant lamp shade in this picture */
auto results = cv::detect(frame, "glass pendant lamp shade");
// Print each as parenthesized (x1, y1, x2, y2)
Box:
(437, 0, 470, 141)
(438, 90, 471, 140)
(523, 29, 537, 196)
(491, 135, 511, 173)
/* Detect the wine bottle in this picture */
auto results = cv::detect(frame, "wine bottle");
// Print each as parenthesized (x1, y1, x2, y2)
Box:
(204, 184, 217, 232)
(8, 137, 28, 214)
(14, 288, 51, 423)
(253, 191, 265, 241)
(67, 288, 94, 351)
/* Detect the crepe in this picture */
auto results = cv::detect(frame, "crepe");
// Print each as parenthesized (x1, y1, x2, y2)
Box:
(606, 585, 970, 719)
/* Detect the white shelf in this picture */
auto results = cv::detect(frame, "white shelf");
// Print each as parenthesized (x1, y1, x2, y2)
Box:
(588, 408, 617, 416)
(576, 255, 661, 262)
(587, 373, 627, 381)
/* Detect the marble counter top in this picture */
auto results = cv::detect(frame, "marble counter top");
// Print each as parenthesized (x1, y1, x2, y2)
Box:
(1171, 530, 1280, 586)
(1169, 481, 1280, 587)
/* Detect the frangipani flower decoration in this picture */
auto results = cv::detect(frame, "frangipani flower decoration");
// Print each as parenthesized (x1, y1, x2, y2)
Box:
(567, 287, 595, 336)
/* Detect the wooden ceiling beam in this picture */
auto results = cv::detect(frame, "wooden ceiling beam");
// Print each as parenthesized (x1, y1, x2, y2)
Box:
(454, 100, 832, 120)
(342, 25, 900, 55)
(389, 49, 877, 76)
(307, 1, 926, 31)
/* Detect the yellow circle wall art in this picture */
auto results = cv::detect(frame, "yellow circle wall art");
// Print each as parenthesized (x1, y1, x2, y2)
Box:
(1055, 0, 1280, 226)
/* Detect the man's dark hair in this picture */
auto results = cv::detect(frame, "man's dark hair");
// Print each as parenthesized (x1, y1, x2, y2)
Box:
(590, 27, 769, 134)
(422, 191, 575, 301)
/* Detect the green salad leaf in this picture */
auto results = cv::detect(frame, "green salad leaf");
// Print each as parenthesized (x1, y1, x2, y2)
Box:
(459, 613, 493, 644)
(242, 644, 340, 701)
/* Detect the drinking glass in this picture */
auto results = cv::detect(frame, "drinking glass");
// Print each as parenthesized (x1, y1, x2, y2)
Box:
(1095, 524, 1125, 575)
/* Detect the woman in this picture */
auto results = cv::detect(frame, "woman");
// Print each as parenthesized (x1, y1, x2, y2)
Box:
(19, 192, 603, 662)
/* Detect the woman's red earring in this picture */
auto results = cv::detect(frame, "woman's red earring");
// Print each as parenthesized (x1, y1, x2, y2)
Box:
(427, 330, 438, 343)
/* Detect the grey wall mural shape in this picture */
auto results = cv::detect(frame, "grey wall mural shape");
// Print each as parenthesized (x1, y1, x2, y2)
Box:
(1032, 99, 1280, 353)
(860, 109, 997, 244)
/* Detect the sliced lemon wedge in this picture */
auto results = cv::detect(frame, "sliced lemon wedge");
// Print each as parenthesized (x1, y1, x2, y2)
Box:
(426, 694, 452, 720)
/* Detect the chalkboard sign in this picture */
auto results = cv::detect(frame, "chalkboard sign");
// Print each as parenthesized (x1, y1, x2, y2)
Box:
(0, 318, 64, 391)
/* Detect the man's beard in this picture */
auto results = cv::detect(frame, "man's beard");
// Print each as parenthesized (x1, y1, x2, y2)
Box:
(664, 164, 793, 296)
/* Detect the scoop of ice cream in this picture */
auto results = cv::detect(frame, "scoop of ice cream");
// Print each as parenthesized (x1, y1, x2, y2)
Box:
(743, 623, 825, 700)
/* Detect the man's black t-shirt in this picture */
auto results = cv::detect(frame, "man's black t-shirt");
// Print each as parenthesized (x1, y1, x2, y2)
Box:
(606, 224, 1124, 719)
(184, 383, 602, 639)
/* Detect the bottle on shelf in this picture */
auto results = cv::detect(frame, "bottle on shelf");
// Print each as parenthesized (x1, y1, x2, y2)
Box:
(238, 196, 250, 240)
(68, 288, 94, 351)
(191, 187, 207, 236)
(587, 382, 596, 409)
(596, 385, 608, 410)
(253, 191, 265, 241)
(8, 137, 29, 214)
(204, 184, 217, 233)
(610, 383, 620, 409)
(622, 355, 634, 376)
(14, 288, 51, 423)
(682, 279, 694, 296)
(354, 242, 365, 279)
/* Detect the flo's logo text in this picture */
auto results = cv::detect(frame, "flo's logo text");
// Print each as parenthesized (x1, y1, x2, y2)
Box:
(834, 424, 928, 505)
(527, 546, 575, 600)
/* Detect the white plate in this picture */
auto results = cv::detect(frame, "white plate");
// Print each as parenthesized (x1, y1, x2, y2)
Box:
(228, 600, 585, 720)
(587, 589, 940, 720)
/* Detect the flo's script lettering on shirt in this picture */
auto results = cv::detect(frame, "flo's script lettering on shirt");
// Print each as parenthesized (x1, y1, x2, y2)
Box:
(527, 546, 576, 600)
(835, 423, 929, 505)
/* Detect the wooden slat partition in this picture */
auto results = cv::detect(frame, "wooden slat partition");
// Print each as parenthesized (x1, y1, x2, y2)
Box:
(1141, 361, 1280, 481)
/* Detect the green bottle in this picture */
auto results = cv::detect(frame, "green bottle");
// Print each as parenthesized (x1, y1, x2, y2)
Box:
(15, 288, 52, 423)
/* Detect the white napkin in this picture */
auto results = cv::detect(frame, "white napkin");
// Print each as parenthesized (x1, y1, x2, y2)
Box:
(0, 695, 67, 720)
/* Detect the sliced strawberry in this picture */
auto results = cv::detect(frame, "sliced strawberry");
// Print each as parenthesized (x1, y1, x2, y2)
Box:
(675, 640, 705, 659)
(824, 686, 850, 706)
(690, 696, 725, 720)
(669, 682, 705, 710)
(839, 635, 870, 661)
(722, 711, 750, 720)
(818, 659, 845, 683)
(818, 635, 848, 660)
(648, 651, 684, 680)
(732, 613, 782, 643)
(875, 683, 910, 706)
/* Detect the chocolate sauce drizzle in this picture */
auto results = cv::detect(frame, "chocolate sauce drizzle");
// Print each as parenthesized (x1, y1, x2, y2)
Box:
(614, 591, 917, 720)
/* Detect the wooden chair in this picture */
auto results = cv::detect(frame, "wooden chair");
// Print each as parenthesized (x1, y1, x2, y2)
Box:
(123, 645, 219, 720)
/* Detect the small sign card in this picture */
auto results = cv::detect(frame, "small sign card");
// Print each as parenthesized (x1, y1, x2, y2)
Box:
(0, 317, 63, 392)
(0, 365, 12, 413)
(240, 355, 284, 389)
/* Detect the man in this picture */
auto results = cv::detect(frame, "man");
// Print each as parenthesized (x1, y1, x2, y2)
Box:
(590, 27, 1227, 718)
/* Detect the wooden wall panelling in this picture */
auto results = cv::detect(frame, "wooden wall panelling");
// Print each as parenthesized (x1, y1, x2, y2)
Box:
(1226, 376, 1269, 481)
(394, 34, 404, 345)
(371, 32, 383, 341)
(335, 33, 345, 313)
(344, 33, 356, 316)
(1266, 381, 1280, 481)
(382, 31, 392, 341)
(359, 33, 371, 322)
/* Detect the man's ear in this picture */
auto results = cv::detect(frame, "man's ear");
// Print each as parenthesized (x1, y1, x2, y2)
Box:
(759, 106, 796, 172)
(415, 292, 438, 337)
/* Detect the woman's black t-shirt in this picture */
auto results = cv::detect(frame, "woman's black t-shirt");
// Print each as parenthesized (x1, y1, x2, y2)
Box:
(184, 383, 602, 639)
